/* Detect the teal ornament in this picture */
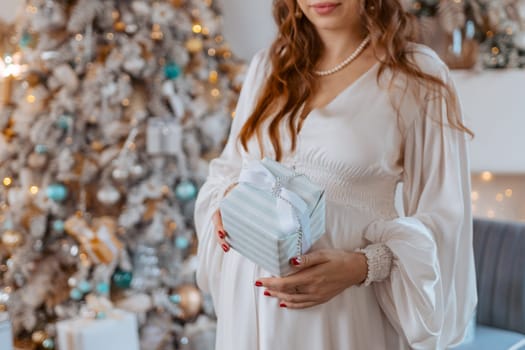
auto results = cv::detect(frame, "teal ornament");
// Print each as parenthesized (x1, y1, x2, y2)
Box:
(169, 294, 182, 304)
(46, 184, 68, 202)
(175, 236, 190, 250)
(96, 282, 110, 295)
(19, 32, 32, 48)
(95, 311, 107, 319)
(52, 220, 65, 232)
(112, 269, 133, 289)
(42, 338, 55, 349)
(35, 144, 48, 154)
(164, 62, 181, 79)
(70, 288, 83, 300)
(175, 180, 197, 201)
(56, 115, 71, 130)
(77, 280, 92, 294)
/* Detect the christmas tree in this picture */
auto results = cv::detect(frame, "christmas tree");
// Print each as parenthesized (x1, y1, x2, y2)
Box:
(0, 0, 244, 348)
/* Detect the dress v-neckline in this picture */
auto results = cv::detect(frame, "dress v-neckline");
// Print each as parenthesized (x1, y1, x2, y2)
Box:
(309, 60, 381, 114)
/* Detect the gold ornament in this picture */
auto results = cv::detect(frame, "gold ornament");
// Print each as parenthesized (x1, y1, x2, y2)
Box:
(1, 230, 24, 249)
(185, 38, 203, 53)
(90, 140, 104, 152)
(173, 284, 203, 320)
(114, 21, 126, 32)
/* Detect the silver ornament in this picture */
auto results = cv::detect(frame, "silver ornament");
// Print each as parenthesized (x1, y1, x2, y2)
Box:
(112, 167, 129, 182)
(130, 164, 145, 179)
(97, 185, 121, 205)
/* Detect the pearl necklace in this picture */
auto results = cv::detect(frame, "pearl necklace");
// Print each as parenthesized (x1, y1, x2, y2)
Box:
(313, 36, 371, 76)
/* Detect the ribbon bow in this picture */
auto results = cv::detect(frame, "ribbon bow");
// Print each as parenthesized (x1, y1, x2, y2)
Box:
(238, 159, 312, 254)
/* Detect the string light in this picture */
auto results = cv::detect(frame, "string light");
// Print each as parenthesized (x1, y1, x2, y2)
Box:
(481, 171, 493, 182)
(210, 88, 220, 97)
(26, 94, 36, 103)
(29, 185, 39, 195)
(192, 24, 202, 34)
(471, 191, 479, 201)
(505, 189, 513, 197)
(495, 193, 503, 202)
(2, 177, 12, 187)
(487, 210, 495, 218)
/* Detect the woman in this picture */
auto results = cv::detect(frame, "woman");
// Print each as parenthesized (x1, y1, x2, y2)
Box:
(194, 0, 477, 349)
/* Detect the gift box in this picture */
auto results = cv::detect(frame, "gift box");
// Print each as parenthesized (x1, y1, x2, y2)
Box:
(146, 116, 182, 155)
(219, 157, 326, 276)
(56, 309, 140, 350)
(0, 312, 14, 350)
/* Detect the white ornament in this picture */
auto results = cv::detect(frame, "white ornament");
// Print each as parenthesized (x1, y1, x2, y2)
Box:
(97, 185, 121, 205)
(112, 167, 129, 182)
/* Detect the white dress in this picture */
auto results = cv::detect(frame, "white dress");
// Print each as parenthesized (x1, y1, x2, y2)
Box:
(193, 43, 477, 350)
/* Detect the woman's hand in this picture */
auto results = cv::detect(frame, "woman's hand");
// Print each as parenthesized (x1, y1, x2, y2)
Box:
(255, 249, 368, 309)
(212, 182, 238, 253)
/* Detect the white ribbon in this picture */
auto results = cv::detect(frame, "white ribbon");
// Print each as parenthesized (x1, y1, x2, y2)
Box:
(238, 159, 312, 254)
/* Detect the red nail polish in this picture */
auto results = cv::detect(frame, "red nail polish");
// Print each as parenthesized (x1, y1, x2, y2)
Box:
(264, 290, 271, 296)
(279, 303, 287, 308)
(218, 230, 225, 239)
(222, 243, 229, 252)
(290, 257, 301, 266)
(255, 281, 263, 287)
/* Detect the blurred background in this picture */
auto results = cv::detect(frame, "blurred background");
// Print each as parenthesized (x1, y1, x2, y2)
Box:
(0, 0, 523, 349)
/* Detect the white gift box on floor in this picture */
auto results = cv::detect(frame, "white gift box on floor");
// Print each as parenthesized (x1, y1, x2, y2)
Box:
(219, 157, 326, 276)
(0, 312, 13, 350)
(56, 310, 139, 350)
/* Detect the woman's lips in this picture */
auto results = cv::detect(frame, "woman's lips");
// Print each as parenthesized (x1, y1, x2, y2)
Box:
(310, 2, 341, 15)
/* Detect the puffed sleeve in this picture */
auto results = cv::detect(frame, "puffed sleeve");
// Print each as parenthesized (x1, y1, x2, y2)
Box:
(193, 49, 269, 301)
(361, 68, 477, 349)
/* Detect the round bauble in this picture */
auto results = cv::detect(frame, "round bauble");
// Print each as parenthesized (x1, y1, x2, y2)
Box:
(185, 38, 203, 53)
(28, 152, 47, 169)
(112, 269, 133, 289)
(96, 185, 121, 205)
(164, 62, 181, 79)
(171, 284, 203, 320)
(1, 230, 24, 249)
(175, 180, 197, 201)
(46, 183, 68, 202)
(112, 168, 129, 182)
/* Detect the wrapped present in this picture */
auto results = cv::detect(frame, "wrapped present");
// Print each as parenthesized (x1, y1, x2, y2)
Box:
(146, 116, 183, 155)
(56, 309, 140, 350)
(219, 157, 326, 277)
(0, 312, 14, 350)
(65, 216, 123, 265)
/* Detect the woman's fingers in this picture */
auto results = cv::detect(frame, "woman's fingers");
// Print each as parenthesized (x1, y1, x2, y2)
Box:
(263, 289, 315, 304)
(212, 209, 230, 252)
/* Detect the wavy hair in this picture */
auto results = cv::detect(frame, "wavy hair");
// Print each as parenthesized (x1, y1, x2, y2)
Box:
(238, 0, 474, 161)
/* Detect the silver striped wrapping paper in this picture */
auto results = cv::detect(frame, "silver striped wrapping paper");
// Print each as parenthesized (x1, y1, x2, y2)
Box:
(219, 157, 326, 276)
